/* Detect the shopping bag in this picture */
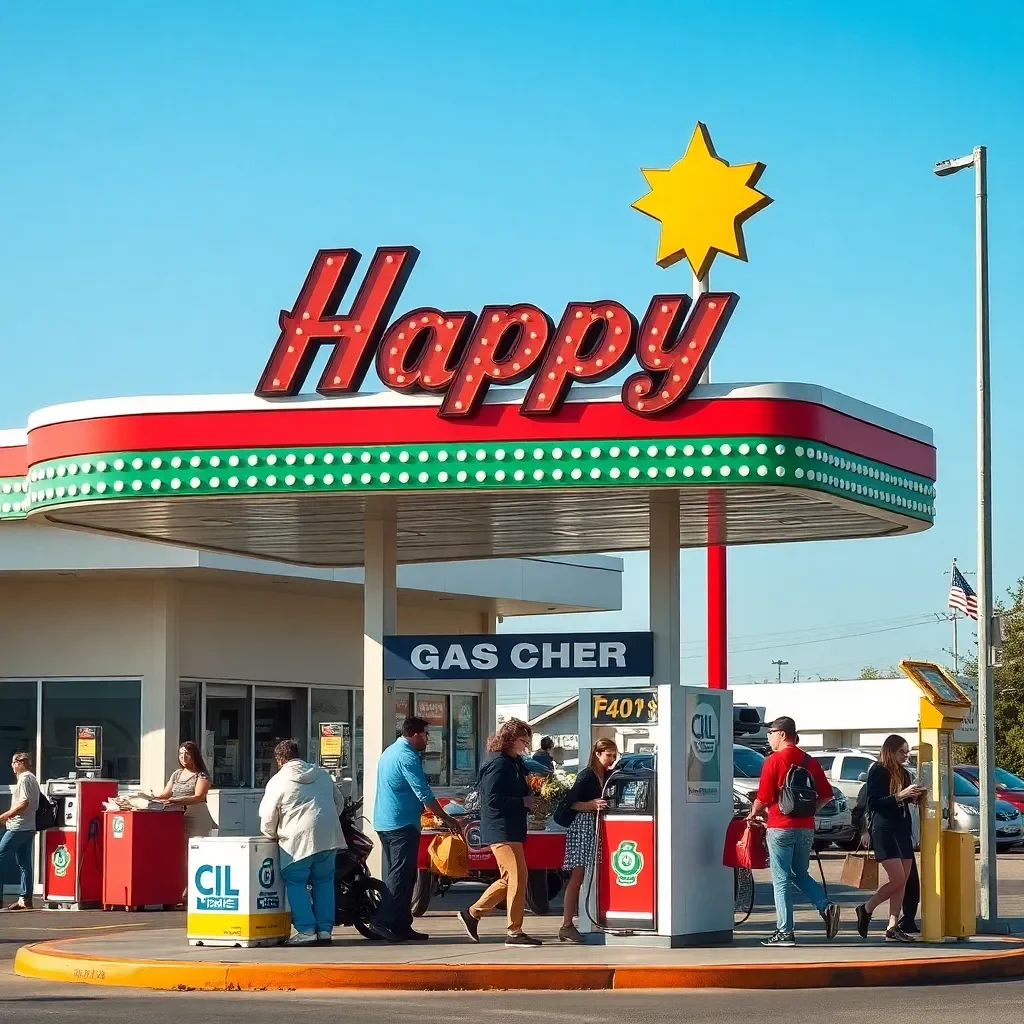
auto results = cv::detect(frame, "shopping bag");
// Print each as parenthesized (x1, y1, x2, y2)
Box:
(840, 851, 879, 889)
(427, 832, 470, 878)
(723, 818, 769, 870)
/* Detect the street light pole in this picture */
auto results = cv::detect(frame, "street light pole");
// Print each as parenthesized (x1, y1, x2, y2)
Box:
(935, 145, 995, 924)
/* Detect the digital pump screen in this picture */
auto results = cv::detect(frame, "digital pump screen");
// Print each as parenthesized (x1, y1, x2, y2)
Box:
(616, 780, 650, 810)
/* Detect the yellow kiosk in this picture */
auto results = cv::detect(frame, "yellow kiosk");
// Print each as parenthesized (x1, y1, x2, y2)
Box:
(899, 659, 975, 942)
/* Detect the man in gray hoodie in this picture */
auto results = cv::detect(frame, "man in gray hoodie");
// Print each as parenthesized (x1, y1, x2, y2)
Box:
(259, 739, 346, 946)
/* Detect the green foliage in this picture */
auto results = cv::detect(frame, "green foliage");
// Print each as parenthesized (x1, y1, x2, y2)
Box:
(859, 665, 901, 680)
(960, 577, 1024, 776)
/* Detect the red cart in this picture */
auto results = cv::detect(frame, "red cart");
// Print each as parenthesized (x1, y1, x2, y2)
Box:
(412, 826, 567, 916)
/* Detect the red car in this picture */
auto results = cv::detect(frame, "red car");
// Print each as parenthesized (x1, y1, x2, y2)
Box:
(955, 765, 1024, 814)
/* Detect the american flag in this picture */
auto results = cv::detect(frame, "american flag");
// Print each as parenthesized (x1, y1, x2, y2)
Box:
(948, 563, 978, 620)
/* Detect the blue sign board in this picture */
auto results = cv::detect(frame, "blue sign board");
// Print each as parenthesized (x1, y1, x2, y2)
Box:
(383, 632, 654, 681)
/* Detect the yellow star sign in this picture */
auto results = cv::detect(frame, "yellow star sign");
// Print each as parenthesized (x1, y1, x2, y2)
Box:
(632, 122, 772, 280)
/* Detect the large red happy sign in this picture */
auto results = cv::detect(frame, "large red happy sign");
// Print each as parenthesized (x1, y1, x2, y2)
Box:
(255, 247, 738, 418)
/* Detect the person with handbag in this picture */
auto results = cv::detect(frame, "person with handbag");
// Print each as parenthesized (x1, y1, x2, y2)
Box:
(854, 734, 926, 943)
(556, 738, 618, 943)
(457, 719, 542, 947)
(0, 752, 40, 911)
(853, 780, 920, 933)
(747, 717, 842, 947)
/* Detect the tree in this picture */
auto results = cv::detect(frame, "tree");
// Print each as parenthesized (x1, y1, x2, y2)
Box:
(959, 577, 1024, 777)
(858, 665, 900, 680)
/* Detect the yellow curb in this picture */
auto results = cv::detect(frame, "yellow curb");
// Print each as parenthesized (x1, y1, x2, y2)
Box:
(15, 936, 1024, 992)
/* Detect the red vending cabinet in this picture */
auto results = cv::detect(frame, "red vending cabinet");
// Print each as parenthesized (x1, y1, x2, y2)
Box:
(102, 809, 187, 911)
(43, 778, 119, 910)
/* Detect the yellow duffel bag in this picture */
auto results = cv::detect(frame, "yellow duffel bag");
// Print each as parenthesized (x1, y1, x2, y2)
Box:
(428, 832, 470, 878)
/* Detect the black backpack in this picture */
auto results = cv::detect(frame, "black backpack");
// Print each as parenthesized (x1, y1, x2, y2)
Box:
(35, 792, 57, 832)
(778, 754, 818, 817)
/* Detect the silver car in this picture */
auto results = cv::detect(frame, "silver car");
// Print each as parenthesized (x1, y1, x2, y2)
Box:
(952, 772, 1024, 849)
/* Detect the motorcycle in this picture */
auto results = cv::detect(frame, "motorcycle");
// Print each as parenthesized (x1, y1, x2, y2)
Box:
(334, 798, 387, 939)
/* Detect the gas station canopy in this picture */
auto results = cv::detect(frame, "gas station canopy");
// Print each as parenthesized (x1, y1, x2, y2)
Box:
(2, 381, 934, 568)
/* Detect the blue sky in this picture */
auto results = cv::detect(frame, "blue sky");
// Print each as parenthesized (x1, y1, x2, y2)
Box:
(2, 2, 1021, 701)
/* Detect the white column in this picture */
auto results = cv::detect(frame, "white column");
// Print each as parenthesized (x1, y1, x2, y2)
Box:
(362, 497, 397, 878)
(141, 580, 179, 794)
(649, 491, 680, 687)
(482, 611, 498, 740)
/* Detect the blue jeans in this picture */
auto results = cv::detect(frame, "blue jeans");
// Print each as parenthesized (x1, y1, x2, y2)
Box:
(281, 850, 336, 935)
(767, 827, 827, 934)
(0, 829, 34, 902)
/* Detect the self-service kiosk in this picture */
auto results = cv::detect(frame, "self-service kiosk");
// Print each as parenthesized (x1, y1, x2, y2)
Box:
(898, 659, 976, 941)
(43, 777, 118, 909)
(578, 683, 735, 947)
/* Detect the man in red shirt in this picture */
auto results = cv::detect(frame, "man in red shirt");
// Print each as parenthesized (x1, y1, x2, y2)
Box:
(748, 716, 841, 946)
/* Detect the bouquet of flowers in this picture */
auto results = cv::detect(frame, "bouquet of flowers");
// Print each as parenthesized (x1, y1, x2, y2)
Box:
(526, 773, 550, 828)
(542, 771, 575, 824)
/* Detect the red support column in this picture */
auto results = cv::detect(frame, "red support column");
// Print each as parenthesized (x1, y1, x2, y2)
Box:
(707, 544, 728, 689)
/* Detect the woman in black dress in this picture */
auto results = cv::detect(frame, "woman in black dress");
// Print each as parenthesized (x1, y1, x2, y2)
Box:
(855, 734, 926, 942)
(557, 738, 619, 943)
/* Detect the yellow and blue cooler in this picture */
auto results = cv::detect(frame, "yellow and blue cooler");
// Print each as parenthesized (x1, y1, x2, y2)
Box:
(187, 836, 290, 947)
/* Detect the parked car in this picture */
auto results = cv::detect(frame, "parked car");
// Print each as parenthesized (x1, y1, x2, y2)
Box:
(955, 765, 1024, 816)
(808, 749, 881, 801)
(950, 772, 1024, 850)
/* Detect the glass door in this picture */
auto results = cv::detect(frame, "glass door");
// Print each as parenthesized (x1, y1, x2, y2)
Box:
(254, 687, 308, 788)
(205, 684, 251, 789)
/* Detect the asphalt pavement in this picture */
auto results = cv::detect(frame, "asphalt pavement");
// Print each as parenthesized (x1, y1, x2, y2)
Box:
(4, 852, 1024, 1021)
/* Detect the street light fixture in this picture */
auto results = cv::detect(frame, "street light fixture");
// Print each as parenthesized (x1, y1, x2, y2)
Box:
(934, 145, 996, 925)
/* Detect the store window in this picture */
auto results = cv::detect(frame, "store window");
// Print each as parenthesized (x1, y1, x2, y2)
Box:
(0, 682, 37, 766)
(1, 682, 37, 891)
(310, 688, 353, 775)
(451, 694, 479, 786)
(416, 695, 449, 787)
(179, 683, 199, 746)
(41, 679, 142, 784)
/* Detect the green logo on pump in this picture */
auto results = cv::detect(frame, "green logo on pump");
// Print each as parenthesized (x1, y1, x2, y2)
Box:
(611, 840, 644, 887)
(52, 844, 71, 878)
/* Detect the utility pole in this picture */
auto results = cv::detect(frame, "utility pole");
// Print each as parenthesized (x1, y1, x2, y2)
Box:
(935, 145, 996, 925)
(771, 659, 789, 684)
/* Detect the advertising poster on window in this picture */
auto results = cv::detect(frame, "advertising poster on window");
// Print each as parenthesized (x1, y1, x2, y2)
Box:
(394, 695, 410, 738)
(75, 725, 102, 771)
(416, 697, 449, 786)
(452, 695, 478, 784)
(318, 723, 344, 771)
(685, 692, 721, 803)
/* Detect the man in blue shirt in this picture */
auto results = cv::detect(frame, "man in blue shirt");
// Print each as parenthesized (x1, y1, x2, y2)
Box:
(371, 716, 461, 942)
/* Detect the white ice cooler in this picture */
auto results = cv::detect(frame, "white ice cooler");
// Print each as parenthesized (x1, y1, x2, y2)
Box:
(186, 836, 290, 947)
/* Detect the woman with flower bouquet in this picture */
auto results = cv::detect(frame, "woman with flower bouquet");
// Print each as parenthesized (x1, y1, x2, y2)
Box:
(555, 738, 619, 943)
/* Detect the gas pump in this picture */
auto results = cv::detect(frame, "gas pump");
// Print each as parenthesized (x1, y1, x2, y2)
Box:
(597, 763, 657, 932)
(897, 659, 975, 941)
(578, 683, 734, 946)
(43, 777, 119, 909)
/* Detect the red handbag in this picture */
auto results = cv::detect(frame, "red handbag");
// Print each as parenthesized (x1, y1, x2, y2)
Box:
(723, 817, 769, 870)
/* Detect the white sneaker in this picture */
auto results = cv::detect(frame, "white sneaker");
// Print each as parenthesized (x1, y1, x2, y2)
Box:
(316, 931, 333, 945)
(287, 931, 318, 946)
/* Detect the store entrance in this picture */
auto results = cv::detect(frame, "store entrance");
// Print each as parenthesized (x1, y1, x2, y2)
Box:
(255, 688, 307, 788)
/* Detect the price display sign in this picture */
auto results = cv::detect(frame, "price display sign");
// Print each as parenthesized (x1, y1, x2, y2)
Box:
(591, 692, 658, 726)
(318, 723, 344, 771)
(75, 725, 102, 771)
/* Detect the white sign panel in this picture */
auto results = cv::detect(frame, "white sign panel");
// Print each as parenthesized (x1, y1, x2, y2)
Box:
(954, 674, 979, 744)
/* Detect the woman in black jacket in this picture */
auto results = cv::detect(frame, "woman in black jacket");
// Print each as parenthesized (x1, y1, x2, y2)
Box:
(558, 738, 618, 943)
(854, 734, 926, 943)
(457, 719, 542, 947)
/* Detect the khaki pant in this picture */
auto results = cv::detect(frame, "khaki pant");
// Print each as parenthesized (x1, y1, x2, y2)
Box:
(470, 841, 527, 933)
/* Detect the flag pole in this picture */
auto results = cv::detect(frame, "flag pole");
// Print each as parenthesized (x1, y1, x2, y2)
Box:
(951, 558, 960, 675)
